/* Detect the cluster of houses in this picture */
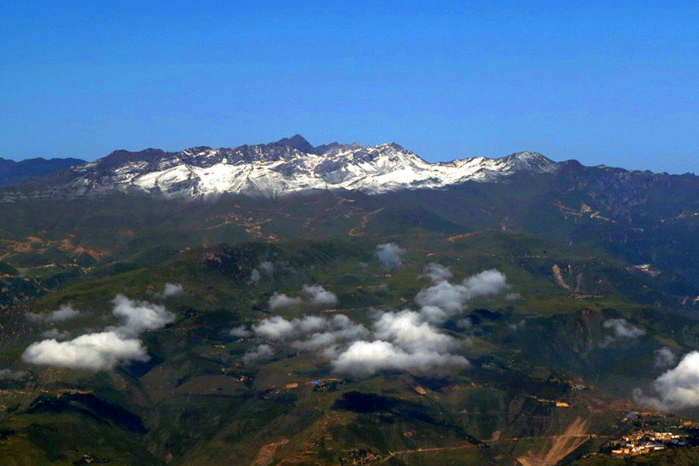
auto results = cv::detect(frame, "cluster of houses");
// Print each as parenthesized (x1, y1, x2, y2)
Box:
(610, 430, 687, 456)
(338, 449, 381, 465)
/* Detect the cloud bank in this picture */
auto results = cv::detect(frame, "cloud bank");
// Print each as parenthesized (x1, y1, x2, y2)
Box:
(243, 265, 511, 376)
(23, 296, 175, 371)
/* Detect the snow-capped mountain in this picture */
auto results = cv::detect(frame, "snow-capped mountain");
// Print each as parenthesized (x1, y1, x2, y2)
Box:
(8, 135, 560, 199)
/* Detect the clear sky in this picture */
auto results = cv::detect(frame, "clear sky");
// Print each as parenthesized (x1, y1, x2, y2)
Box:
(1, 1, 697, 173)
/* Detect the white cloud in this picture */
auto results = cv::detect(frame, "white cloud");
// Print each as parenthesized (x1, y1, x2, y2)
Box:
(456, 318, 472, 329)
(422, 263, 452, 283)
(634, 351, 699, 411)
(253, 315, 359, 343)
(291, 315, 368, 352)
(249, 314, 367, 361)
(603, 318, 645, 341)
(245, 266, 507, 377)
(416, 281, 467, 317)
(293, 315, 327, 334)
(302, 284, 338, 307)
(42, 329, 71, 339)
(254, 315, 296, 340)
(330, 308, 467, 376)
(259, 261, 274, 274)
(463, 269, 510, 299)
(22, 331, 149, 371)
(27, 304, 80, 323)
(243, 344, 274, 363)
(268, 285, 337, 310)
(655, 347, 676, 368)
(415, 269, 509, 323)
(111, 295, 175, 336)
(332, 340, 468, 376)
(230, 326, 252, 338)
(376, 243, 405, 271)
(373, 310, 459, 353)
(23, 295, 175, 372)
(162, 283, 184, 297)
(268, 293, 303, 311)
(250, 261, 274, 283)
(505, 292, 521, 301)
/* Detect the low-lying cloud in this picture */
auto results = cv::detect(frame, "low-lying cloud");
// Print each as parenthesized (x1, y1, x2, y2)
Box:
(302, 284, 338, 307)
(330, 309, 468, 376)
(243, 344, 274, 363)
(654, 347, 676, 369)
(23, 296, 175, 371)
(422, 263, 452, 283)
(250, 261, 274, 283)
(111, 295, 175, 336)
(373, 310, 459, 354)
(634, 351, 699, 411)
(162, 283, 184, 297)
(242, 265, 512, 376)
(27, 304, 80, 323)
(602, 318, 645, 346)
(376, 243, 405, 271)
(42, 329, 71, 339)
(603, 318, 645, 339)
(230, 326, 252, 338)
(268, 285, 338, 310)
(332, 340, 468, 376)
(23, 332, 149, 371)
(415, 269, 509, 323)
(268, 293, 303, 310)
(252, 315, 366, 346)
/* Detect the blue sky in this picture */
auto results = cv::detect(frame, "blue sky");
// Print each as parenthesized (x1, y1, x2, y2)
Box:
(1, 1, 697, 173)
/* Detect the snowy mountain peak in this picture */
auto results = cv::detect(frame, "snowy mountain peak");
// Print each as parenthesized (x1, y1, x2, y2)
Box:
(12, 138, 563, 199)
(499, 152, 557, 172)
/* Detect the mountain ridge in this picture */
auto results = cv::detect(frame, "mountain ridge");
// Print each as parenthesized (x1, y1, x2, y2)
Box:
(0, 156, 86, 187)
(0, 135, 690, 200)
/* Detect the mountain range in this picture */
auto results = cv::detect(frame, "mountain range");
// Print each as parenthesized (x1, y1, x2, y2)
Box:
(0, 156, 85, 187)
(3, 136, 699, 466)
(2, 135, 682, 200)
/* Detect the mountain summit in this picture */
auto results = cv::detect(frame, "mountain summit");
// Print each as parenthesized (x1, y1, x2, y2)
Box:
(273, 134, 316, 153)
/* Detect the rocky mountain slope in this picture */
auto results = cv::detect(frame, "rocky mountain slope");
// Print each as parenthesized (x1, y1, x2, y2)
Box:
(0, 156, 85, 187)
